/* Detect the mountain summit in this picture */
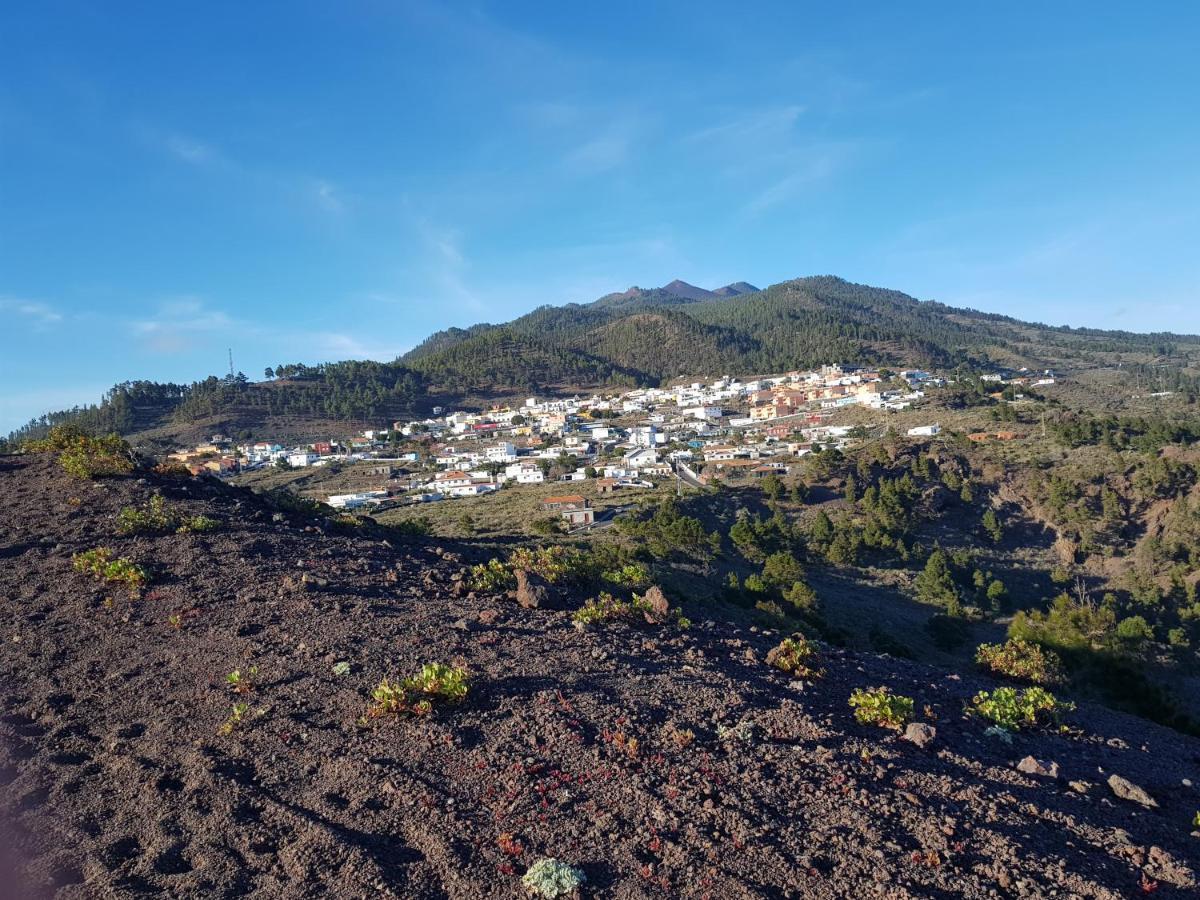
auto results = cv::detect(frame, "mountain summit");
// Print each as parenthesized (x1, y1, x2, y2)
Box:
(713, 281, 760, 296)
(660, 279, 718, 301)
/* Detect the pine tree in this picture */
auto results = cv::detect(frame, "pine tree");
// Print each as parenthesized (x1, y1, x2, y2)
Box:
(915, 548, 959, 608)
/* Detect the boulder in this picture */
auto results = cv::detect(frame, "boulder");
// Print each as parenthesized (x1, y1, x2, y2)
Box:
(1016, 756, 1060, 779)
(903, 722, 937, 749)
(1107, 774, 1158, 808)
(514, 569, 554, 610)
(642, 586, 671, 624)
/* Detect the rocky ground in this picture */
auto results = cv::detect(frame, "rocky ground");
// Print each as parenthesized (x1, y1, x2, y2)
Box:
(1, 452, 1198, 898)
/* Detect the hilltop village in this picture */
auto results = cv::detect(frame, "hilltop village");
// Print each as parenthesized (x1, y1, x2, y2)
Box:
(164, 364, 1053, 528)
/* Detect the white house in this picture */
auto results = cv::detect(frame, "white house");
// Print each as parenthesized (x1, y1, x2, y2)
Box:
(484, 441, 518, 463)
(287, 452, 319, 468)
(907, 424, 942, 437)
(447, 482, 497, 498)
(623, 447, 659, 469)
(504, 462, 545, 484)
(327, 490, 389, 510)
(628, 425, 661, 447)
(433, 470, 474, 491)
(703, 446, 743, 462)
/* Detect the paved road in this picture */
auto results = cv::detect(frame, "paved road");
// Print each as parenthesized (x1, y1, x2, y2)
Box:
(675, 462, 706, 489)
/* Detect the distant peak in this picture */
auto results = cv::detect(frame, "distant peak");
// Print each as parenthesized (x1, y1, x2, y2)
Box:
(713, 281, 760, 296)
(661, 279, 716, 301)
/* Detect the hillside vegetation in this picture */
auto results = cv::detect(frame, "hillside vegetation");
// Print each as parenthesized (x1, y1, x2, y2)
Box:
(401, 275, 1200, 390)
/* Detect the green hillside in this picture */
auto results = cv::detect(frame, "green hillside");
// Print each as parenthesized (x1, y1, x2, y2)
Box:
(13, 274, 1200, 442)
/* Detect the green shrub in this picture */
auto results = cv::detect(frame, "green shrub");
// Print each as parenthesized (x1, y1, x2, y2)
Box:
(218, 702, 251, 735)
(522, 858, 586, 898)
(572, 591, 689, 628)
(509, 546, 589, 583)
(72, 547, 149, 596)
(465, 558, 511, 592)
(117, 494, 219, 535)
(982, 507, 1003, 542)
(849, 686, 914, 730)
(465, 545, 590, 592)
(530, 516, 564, 536)
(225, 666, 259, 694)
(761, 551, 805, 590)
(766, 635, 822, 679)
(968, 686, 1074, 731)
(29, 425, 134, 479)
(573, 592, 634, 626)
(782, 579, 819, 612)
(389, 515, 433, 536)
(975, 639, 1064, 685)
(329, 513, 365, 532)
(600, 562, 650, 588)
(178, 514, 218, 533)
(1008, 594, 1117, 653)
(116, 494, 175, 534)
(264, 489, 323, 518)
(1115, 615, 1154, 648)
(365, 663, 469, 719)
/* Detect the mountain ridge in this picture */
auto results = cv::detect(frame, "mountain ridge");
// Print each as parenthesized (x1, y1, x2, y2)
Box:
(10, 274, 1200, 443)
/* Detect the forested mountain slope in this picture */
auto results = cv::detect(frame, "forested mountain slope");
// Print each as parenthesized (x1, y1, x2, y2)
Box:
(400, 274, 1200, 391)
(9, 363, 427, 445)
(13, 275, 1200, 442)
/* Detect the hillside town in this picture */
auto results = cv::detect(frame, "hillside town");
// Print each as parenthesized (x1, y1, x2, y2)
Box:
(166, 364, 1050, 526)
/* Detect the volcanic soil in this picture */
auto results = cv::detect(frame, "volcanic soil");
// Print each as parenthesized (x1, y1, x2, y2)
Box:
(1, 452, 1198, 898)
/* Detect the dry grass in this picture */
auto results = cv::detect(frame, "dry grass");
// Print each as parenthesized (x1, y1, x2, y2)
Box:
(376, 477, 675, 538)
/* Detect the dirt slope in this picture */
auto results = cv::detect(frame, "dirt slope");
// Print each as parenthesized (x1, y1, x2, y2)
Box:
(1, 453, 1198, 898)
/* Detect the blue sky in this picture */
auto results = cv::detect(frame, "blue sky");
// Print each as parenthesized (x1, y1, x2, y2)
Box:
(2, 1, 1198, 432)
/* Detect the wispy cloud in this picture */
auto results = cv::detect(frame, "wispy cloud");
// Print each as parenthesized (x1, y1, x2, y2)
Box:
(131, 296, 239, 353)
(564, 131, 631, 175)
(416, 221, 486, 312)
(517, 100, 581, 129)
(129, 294, 402, 364)
(164, 133, 219, 166)
(311, 179, 346, 215)
(518, 99, 642, 177)
(146, 127, 348, 219)
(680, 104, 858, 217)
(0, 296, 65, 328)
(740, 150, 841, 216)
(304, 331, 402, 361)
(684, 104, 806, 146)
